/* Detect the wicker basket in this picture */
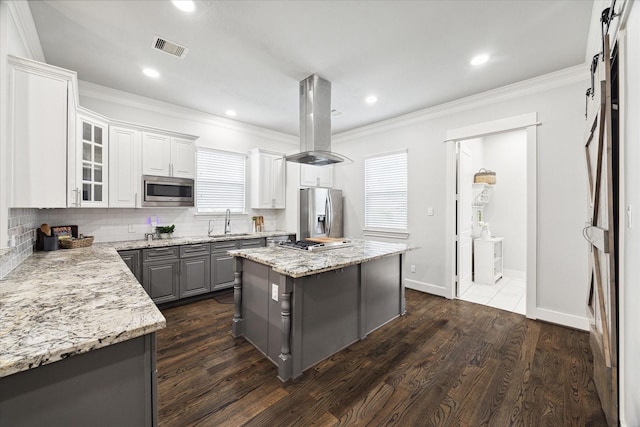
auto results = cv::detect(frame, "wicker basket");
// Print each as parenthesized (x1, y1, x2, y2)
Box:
(474, 168, 496, 185)
(59, 236, 94, 249)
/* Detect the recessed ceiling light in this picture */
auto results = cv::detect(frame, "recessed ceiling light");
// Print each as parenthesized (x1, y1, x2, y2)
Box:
(142, 68, 160, 78)
(172, 0, 195, 12)
(225, 110, 237, 117)
(470, 54, 490, 66)
(365, 95, 378, 104)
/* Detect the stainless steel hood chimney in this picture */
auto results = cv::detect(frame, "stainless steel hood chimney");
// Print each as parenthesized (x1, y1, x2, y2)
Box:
(286, 74, 351, 166)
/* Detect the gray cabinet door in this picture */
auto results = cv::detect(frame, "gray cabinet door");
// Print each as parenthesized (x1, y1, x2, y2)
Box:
(180, 256, 211, 298)
(119, 250, 142, 284)
(143, 261, 180, 304)
(211, 253, 235, 290)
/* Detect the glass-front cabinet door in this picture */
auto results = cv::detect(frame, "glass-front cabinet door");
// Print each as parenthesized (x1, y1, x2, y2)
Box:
(73, 112, 109, 207)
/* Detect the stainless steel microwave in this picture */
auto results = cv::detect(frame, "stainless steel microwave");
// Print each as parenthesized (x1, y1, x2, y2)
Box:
(142, 175, 194, 207)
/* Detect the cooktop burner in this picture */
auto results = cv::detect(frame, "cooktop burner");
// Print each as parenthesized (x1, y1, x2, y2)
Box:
(278, 240, 351, 252)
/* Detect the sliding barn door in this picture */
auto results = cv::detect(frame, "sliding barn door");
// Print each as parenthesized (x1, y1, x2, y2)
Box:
(584, 35, 618, 427)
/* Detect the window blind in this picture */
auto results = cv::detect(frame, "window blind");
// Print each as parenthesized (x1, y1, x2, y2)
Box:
(197, 148, 246, 213)
(364, 150, 408, 230)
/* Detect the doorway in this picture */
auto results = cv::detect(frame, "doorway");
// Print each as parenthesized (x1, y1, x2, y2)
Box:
(456, 131, 527, 315)
(445, 113, 538, 319)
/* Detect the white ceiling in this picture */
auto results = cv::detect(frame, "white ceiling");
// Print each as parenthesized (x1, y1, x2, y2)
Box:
(28, 0, 593, 136)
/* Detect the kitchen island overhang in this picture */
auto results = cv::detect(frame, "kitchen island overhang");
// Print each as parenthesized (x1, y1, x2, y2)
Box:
(229, 240, 417, 382)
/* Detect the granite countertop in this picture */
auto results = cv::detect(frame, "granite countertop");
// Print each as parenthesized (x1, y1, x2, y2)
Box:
(110, 230, 296, 250)
(0, 231, 295, 378)
(0, 244, 165, 378)
(229, 239, 418, 278)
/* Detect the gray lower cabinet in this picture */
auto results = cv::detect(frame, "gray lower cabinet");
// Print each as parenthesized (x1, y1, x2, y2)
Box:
(119, 249, 142, 283)
(142, 247, 180, 304)
(122, 238, 266, 304)
(179, 243, 211, 298)
(211, 238, 266, 290)
(211, 241, 237, 290)
(0, 334, 157, 427)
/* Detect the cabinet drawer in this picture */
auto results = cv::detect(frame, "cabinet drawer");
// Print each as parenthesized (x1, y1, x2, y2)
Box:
(180, 243, 210, 258)
(240, 238, 265, 248)
(212, 241, 238, 253)
(142, 246, 179, 262)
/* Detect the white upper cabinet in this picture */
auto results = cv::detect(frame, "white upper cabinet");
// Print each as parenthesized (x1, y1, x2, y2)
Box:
(249, 149, 285, 209)
(71, 110, 109, 207)
(8, 56, 77, 208)
(300, 163, 333, 188)
(142, 132, 171, 176)
(109, 126, 141, 208)
(142, 132, 195, 178)
(170, 137, 196, 178)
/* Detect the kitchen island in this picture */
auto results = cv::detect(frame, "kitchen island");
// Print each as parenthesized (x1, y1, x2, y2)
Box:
(229, 239, 416, 381)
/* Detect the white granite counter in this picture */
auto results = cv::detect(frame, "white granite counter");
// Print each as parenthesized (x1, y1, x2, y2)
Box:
(0, 244, 165, 378)
(229, 239, 417, 278)
(0, 231, 295, 378)
(110, 230, 295, 250)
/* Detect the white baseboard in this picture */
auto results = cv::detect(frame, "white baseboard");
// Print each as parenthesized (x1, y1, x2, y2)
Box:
(535, 307, 590, 331)
(503, 269, 526, 279)
(405, 279, 450, 299)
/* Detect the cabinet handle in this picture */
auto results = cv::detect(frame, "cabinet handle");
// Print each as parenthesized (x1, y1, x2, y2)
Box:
(170, 163, 173, 176)
(135, 192, 138, 207)
(75, 187, 81, 207)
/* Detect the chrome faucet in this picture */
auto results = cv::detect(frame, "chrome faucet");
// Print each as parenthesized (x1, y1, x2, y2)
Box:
(224, 209, 231, 234)
(208, 219, 215, 236)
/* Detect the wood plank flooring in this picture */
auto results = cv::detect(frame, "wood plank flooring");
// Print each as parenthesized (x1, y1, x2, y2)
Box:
(156, 289, 607, 426)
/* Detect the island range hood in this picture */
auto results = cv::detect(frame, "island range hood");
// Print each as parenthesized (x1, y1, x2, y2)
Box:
(286, 74, 351, 166)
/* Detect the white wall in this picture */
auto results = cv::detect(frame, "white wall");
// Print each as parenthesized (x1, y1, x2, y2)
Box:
(482, 130, 527, 273)
(620, 2, 640, 425)
(333, 68, 590, 328)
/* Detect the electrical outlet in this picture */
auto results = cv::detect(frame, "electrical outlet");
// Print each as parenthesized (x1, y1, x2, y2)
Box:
(410, 264, 416, 273)
(128, 224, 136, 233)
(271, 284, 279, 301)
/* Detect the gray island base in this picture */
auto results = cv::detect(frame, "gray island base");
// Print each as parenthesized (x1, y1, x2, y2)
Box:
(229, 240, 414, 382)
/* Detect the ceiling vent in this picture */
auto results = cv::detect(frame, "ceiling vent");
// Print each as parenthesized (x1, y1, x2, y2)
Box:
(152, 36, 189, 59)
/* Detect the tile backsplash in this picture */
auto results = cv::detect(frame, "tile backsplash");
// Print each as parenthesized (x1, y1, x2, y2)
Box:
(38, 208, 285, 243)
(1, 207, 287, 279)
(0, 208, 38, 279)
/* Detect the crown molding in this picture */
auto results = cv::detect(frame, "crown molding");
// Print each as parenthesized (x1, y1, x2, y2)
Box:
(333, 64, 588, 143)
(6, 0, 45, 62)
(78, 80, 298, 146)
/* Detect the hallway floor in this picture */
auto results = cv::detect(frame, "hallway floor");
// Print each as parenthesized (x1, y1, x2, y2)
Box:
(460, 275, 526, 314)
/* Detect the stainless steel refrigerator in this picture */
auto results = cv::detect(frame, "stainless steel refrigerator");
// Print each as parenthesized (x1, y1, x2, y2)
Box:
(299, 188, 343, 239)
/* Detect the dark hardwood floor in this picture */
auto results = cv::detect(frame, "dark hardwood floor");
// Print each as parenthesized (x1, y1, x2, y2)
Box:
(156, 289, 607, 426)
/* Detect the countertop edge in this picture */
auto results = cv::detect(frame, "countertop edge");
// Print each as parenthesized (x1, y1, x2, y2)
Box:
(0, 319, 166, 378)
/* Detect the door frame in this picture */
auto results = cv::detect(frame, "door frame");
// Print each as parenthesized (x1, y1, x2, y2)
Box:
(456, 144, 474, 297)
(444, 112, 538, 318)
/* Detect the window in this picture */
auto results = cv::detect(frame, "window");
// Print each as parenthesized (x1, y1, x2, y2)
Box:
(364, 150, 408, 231)
(197, 148, 246, 213)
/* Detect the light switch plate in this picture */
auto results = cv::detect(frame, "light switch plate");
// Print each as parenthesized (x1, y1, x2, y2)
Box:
(271, 284, 278, 301)
(427, 207, 434, 216)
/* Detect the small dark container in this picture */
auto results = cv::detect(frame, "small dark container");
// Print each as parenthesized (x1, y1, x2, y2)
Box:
(43, 235, 58, 251)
